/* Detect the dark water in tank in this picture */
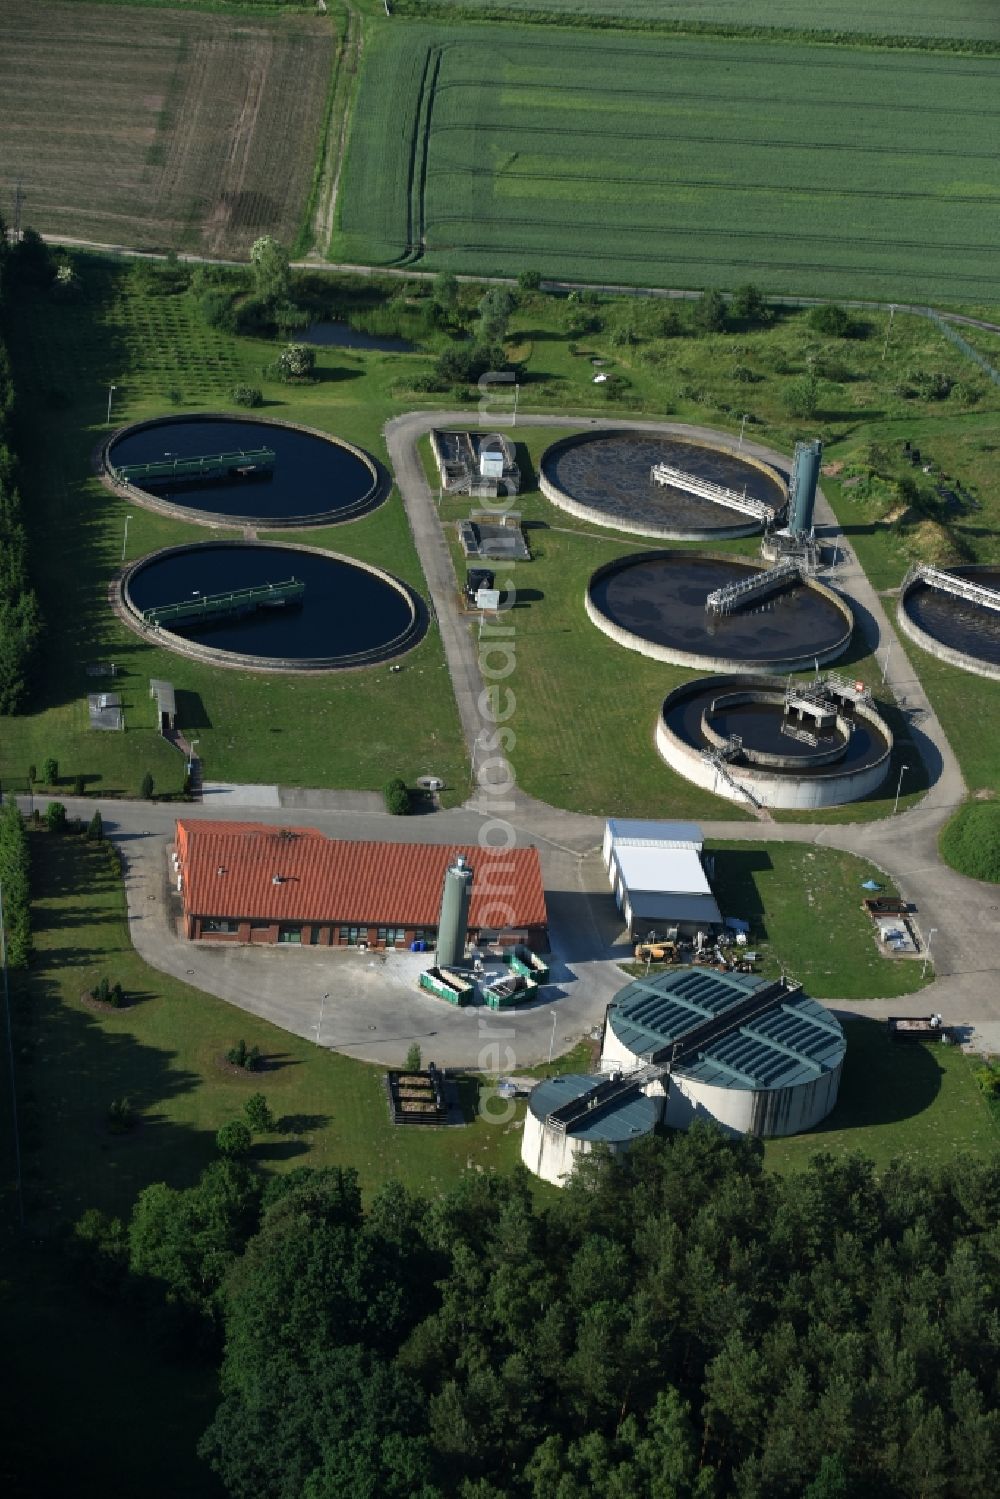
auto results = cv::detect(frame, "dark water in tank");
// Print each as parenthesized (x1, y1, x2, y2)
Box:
(542, 431, 786, 532)
(906, 569, 1000, 667)
(591, 556, 848, 663)
(109, 418, 376, 522)
(664, 685, 888, 776)
(128, 544, 413, 660)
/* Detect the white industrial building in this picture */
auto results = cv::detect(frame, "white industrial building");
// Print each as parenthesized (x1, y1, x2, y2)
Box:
(521, 967, 845, 1185)
(602, 819, 721, 938)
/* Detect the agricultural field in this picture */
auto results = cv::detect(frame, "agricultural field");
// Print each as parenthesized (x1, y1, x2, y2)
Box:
(0, 0, 335, 256)
(334, 22, 1000, 301)
(391, 0, 1000, 46)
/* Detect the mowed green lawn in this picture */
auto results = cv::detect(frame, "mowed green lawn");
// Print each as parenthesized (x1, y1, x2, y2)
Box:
(335, 23, 1000, 301)
(765, 1018, 998, 1172)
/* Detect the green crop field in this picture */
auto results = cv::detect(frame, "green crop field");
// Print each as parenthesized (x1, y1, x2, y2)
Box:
(335, 23, 1000, 301)
(392, 0, 1000, 46)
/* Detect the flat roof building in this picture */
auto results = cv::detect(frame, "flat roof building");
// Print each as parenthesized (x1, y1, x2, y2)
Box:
(602, 818, 721, 937)
(175, 821, 547, 951)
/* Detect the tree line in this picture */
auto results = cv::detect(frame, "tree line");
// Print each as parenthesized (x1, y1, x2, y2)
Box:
(0, 222, 44, 713)
(69, 1126, 1000, 1497)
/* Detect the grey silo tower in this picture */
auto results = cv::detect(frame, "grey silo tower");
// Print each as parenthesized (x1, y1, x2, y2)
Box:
(788, 438, 823, 535)
(436, 853, 474, 967)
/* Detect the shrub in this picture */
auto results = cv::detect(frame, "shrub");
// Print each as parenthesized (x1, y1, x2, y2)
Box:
(276, 344, 315, 381)
(973, 1065, 1000, 1099)
(405, 1044, 422, 1073)
(783, 371, 820, 418)
(808, 303, 852, 337)
(244, 1092, 276, 1134)
(107, 1097, 134, 1134)
(93, 976, 111, 1004)
(27, 764, 35, 785)
(230, 384, 262, 408)
(517, 270, 542, 291)
(216, 1120, 252, 1158)
(227, 1039, 261, 1072)
(905, 370, 954, 402)
(383, 777, 411, 816)
(729, 282, 768, 325)
(939, 803, 1000, 883)
(73, 773, 86, 796)
(45, 801, 66, 833)
(87, 809, 104, 842)
(110, 981, 125, 1009)
(140, 772, 155, 801)
(197, 290, 235, 331)
(692, 289, 727, 333)
(42, 757, 58, 785)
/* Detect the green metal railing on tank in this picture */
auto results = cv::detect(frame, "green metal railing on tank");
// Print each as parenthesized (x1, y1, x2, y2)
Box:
(113, 447, 276, 484)
(142, 578, 305, 628)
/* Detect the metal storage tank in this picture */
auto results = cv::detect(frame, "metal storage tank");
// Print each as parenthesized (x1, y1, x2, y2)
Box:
(436, 853, 473, 967)
(601, 967, 845, 1138)
(521, 1073, 658, 1187)
(789, 439, 823, 534)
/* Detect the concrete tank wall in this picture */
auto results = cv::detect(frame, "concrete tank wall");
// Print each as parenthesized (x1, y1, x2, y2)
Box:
(539, 470, 760, 542)
(655, 676, 893, 810)
(520, 1106, 643, 1186)
(897, 585, 1000, 683)
(664, 1059, 843, 1139)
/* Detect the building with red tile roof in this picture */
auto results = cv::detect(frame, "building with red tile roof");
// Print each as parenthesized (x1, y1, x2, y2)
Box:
(174, 820, 548, 951)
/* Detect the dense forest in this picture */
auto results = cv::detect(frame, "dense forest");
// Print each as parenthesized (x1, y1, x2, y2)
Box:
(0, 224, 44, 713)
(72, 1127, 1000, 1497)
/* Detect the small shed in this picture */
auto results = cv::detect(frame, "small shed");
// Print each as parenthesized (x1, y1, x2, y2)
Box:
(150, 679, 176, 734)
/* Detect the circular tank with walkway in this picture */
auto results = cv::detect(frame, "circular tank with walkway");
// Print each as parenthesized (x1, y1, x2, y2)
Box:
(539, 429, 786, 540)
(116, 540, 423, 672)
(521, 1072, 658, 1187)
(898, 565, 1000, 681)
(101, 414, 382, 527)
(656, 673, 893, 810)
(587, 550, 853, 673)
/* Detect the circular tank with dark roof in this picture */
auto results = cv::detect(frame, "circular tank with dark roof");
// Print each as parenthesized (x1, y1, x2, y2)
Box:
(521, 1072, 659, 1186)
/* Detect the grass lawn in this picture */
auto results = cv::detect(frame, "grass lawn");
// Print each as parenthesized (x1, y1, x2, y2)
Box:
(710, 842, 929, 998)
(765, 1018, 999, 1173)
(9, 831, 524, 1234)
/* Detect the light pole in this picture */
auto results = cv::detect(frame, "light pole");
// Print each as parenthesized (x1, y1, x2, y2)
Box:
(513, 383, 519, 427)
(187, 739, 199, 776)
(738, 412, 749, 450)
(882, 304, 896, 363)
(316, 992, 329, 1045)
(121, 513, 133, 563)
(548, 1010, 557, 1064)
(881, 641, 892, 683)
(107, 383, 117, 426)
(893, 762, 909, 815)
(922, 928, 937, 979)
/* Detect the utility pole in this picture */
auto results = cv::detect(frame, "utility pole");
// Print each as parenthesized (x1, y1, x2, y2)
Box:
(882, 304, 896, 363)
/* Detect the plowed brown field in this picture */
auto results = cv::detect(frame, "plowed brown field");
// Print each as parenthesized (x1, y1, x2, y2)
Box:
(0, 0, 334, 255)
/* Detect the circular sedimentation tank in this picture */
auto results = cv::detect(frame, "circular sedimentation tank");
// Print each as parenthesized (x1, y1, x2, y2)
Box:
(539, 429, 787, 540)
(101, 414, 381, 527)
(117, 541, 423, 672)
(898, 565, 1000, 681)
(656, 674, 893, 810)
(587, 550, 853, 672)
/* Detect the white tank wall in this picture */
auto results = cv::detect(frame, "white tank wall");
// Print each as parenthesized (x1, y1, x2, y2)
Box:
(655, 712, 891, 810)
(540, 472, 760, 542)
(897, 592, 1000, 683)
(521, 1107, 645, 1186)
(664, 1061, 843, 1138)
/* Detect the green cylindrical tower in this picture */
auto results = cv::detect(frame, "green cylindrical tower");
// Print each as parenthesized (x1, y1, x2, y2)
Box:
(789, 439, 823, 534)
(436, 853, 474, 968)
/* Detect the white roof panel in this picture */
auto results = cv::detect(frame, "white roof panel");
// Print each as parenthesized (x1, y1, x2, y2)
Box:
(614, 844, 712, 897)
(607, 818, 703, 850)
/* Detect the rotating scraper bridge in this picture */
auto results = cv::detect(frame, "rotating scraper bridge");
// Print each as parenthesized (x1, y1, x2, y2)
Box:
(650, 462, 778, 525)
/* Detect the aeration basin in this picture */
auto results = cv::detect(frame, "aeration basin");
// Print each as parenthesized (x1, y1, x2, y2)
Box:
(116, 541, 423, 672)
(656, 675, 894, 810)
(587, 551, 853, 673)
(540, 429, 787, 540)
(898, 565, 1000, 681)
(102, 414, 381, 527)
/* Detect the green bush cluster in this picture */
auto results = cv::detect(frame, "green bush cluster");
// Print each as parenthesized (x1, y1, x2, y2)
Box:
(0, 799, 31, 967)
(383, 777, 412, 816)
(0, 289, 43, 713)
(227, 1038, 262, 1072)
(939, 802, 1000, 884)
(89, 976, 126, 1008)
